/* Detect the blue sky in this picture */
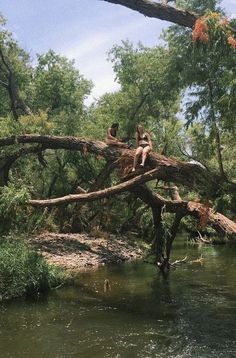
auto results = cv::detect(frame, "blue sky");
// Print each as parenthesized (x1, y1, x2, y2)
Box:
(1, 0, 236, 103)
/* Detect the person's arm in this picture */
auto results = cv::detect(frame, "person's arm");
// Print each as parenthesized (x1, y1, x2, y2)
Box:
(147, 133, 152, 150)
(135, 133, 139, 148)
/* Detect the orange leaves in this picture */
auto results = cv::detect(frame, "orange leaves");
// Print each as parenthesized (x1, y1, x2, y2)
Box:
(192, 18, 209, 43)
(192, 12, 236, 50)
(221, 17, 230, 27)
(227, 36, 236, 49)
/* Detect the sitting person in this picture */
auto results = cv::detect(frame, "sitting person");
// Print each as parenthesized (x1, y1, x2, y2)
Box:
(106, 123, 128, 148)
(132, 124, 152, 171)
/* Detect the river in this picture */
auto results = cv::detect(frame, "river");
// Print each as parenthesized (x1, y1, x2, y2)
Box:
(0, 238, 235, 357)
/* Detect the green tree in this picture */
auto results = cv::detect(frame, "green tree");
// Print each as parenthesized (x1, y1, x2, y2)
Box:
(33, 50, 92, 116)
(0, 13, 32, 119)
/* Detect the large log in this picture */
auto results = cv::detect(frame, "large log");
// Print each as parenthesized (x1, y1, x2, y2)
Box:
(29, 168, 161, 206)
(1, 134, 235, 244)
(131, 185, 236, 241)
(0, 134, 228, 195)
(102, 0, 198, 28)
(29, 176, 236, 241)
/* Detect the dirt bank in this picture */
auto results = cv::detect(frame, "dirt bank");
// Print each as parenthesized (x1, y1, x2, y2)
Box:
(29, 232, 144, 271)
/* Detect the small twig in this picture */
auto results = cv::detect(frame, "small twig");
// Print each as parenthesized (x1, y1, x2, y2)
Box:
(51, 282, 65, 290)
(197, 230, 211, 244)
(190, 254, 204, 264)
(170, 256, 188, 266)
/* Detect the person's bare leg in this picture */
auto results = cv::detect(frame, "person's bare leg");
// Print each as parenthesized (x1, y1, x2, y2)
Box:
(106, 140, 128, 148)
(132, 147, 143, 171)
(141, 146, 151, 166)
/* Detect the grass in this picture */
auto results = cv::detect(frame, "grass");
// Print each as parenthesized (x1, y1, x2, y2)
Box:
(0, 236, 66, 301)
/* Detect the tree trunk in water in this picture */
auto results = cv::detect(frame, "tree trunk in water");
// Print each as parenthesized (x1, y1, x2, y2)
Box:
(151, 205, 166, 263)
(166, 212, 183, 259)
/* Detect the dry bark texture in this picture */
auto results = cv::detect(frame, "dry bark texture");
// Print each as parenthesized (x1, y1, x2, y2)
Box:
(103, 0, 198, 28)
(0, 134, 228, 195)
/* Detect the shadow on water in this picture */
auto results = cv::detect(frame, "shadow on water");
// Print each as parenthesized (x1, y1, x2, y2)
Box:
(0, 236, 236, 357)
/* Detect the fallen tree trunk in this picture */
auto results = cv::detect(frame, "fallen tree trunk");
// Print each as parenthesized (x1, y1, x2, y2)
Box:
(0, 134, 233, 196)
(102, 0, 198, 28)
(131, 185, 236, 242)
(28, 168, 236, 241)
(29, 168, 161, 206)
(0, 135, 236, 260)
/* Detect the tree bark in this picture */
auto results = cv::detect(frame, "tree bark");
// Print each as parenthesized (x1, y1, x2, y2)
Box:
(0, 47, 32, 119)
(166, 212, 183, 259)
(131, 184, 236, 240)
(0, 146, 40, 185)
(71, 161, 116, 232)
(1, 134, 233, 195)
(151, 205, 166, 262)
(29, 167, 161, 206)
(102, 0, 198, 28)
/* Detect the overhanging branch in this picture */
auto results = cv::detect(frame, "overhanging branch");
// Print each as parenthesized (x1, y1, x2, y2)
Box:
(102, 0, 198, 28)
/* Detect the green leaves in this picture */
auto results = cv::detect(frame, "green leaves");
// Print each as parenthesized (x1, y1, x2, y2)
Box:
(0, 237, 65, 300)
(33, 50, 92, 117)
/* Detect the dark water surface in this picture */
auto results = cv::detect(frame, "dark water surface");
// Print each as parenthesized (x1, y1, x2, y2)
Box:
(0, 238, 236, 358)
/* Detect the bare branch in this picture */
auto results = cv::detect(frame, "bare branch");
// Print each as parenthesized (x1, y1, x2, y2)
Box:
(29, 167, 160, 207)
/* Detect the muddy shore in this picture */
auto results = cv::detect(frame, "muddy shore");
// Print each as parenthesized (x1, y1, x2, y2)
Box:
(29, 232, 144, 271)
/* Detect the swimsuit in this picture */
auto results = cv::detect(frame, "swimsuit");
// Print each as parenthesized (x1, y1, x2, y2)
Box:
(140, 143, 149, 148)
(138, 133, 149, 148)
(110, 128, 117, 137)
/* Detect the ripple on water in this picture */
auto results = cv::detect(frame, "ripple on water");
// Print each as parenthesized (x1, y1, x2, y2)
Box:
(0, 239, 236, 358)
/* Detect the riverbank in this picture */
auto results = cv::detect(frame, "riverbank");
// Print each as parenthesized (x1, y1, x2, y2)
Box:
(29, 232, 144, 271)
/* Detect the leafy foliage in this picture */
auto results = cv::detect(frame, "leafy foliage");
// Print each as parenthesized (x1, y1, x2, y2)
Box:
(0, 237, 65, 300)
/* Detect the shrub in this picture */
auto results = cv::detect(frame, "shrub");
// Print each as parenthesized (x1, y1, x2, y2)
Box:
(0, 237, 65, 300)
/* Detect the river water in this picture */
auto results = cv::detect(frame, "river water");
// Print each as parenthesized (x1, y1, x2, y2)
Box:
(0, 238, 235, 358)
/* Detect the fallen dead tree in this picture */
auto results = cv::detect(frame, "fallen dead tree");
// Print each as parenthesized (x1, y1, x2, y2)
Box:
(0, 134, 236, 269)
(0, 134, 234, 195)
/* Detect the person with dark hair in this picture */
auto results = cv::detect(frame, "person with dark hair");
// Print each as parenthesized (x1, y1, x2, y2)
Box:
(132, 124, 152, 171)
(106, 123, 128, 148)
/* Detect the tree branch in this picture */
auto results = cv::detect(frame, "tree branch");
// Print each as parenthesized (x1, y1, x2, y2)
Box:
(102, 0, 198, 28)
(0, 134, 235, 195)
(0, 46, 32, 119)
(0, 145, 41, 185)
(29, 167, 160, 207)
(130, 185, 236, 241)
